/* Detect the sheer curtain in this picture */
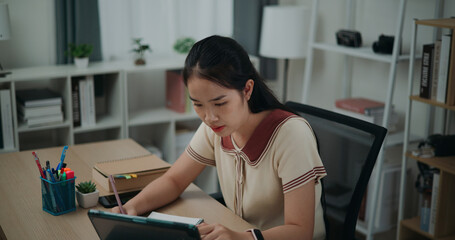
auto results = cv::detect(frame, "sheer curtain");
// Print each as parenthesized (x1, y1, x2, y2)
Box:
(98, 0, 233, 61)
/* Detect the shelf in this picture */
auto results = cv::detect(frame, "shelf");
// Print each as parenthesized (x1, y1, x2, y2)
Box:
(73, 115, 122, 133)
(312, 42, 412, 63)
(401, 217, 433, 239)
(17, 120, 71, 133)
(415, 18, 455, 29)
(128, 108, 198, 126)
(410, 95, 455, 111)
(406, 151, 455, 175)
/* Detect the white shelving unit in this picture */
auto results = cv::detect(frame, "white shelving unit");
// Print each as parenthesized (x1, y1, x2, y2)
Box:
(0, 55, 259, 194)
(300, 0, 444, 239)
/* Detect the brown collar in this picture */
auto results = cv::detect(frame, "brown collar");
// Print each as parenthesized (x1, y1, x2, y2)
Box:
(221, 109, 297, 166)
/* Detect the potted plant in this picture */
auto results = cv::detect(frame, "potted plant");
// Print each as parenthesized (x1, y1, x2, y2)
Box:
(173, 37, 195, 54)
(76, 180, 99, 208)
(66, 43, 93, 68)
(132, 38, 151, 65)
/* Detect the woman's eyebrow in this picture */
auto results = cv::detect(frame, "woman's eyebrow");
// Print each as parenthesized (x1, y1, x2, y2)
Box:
(189, 95, 227, 102)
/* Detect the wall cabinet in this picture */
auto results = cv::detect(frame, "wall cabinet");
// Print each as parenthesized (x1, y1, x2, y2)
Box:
(398, 18, 455, 240)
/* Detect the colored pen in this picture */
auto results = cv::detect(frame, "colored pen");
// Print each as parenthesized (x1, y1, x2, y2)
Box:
(45, 170, 58, 212)
(33, 152, 46, 178)
(109, 175, 126, 214)
(57, 145, 68, 171)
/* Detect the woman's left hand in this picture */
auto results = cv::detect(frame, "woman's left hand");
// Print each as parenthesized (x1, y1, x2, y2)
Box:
(197, 222, 253, 240)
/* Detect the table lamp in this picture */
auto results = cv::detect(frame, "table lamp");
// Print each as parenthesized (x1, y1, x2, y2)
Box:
(0, 3, 12, 77)
(259, 5, 310, 101)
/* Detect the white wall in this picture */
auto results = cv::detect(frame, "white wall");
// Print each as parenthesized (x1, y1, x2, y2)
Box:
(0, 0, 55, 68)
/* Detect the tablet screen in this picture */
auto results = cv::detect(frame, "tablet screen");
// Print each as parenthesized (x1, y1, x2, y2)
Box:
(88, 210, 201, 240)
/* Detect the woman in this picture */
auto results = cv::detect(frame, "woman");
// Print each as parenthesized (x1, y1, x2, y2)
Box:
(113, 35, 326, 240)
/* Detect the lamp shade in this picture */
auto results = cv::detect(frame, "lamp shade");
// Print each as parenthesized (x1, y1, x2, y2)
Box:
(0, 3, 11, 40)
(259, 5, 310, 59)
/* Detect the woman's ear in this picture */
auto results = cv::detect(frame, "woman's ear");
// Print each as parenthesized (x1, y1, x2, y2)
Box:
(244, 79, 254, 100)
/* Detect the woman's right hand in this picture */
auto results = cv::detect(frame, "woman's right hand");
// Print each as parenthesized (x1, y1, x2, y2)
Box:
(111, 204, 137, 216)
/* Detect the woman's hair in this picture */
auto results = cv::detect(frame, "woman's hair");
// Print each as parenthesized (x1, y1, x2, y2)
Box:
(183, 35, 291, 114)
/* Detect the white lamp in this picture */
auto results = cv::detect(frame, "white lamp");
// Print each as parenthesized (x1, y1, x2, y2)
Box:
(259, 5, 310, 101)
(0, 3, 12, 77)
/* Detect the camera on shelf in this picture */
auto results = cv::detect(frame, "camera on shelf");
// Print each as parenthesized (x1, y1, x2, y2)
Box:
(335, 30, 362, 48)
(372, 34, 395, 54)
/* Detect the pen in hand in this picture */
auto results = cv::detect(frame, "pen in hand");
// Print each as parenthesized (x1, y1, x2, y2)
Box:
(109, 175, 126, 214)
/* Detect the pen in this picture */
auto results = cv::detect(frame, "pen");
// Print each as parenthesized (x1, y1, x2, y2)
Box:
(33, 152, 46, 178)
(57, 145, 68, 171)
(45, 170, 58, 212)
(109, 175, 126, 214)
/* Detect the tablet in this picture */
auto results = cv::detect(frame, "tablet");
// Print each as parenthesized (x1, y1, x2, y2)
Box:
(88, 210, 201, 240)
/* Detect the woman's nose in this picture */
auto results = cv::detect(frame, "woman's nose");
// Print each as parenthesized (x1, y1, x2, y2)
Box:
(205, 108, 218, 122)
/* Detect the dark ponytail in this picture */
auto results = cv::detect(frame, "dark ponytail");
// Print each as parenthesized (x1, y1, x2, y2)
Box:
(183, 35, 292, 114)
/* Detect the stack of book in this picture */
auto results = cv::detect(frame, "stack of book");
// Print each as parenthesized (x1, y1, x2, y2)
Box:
(16, 88, 63, 127)
(334, 97, 398, 131)
(72, 75, 96, 127)
(419, 34, 454, 104)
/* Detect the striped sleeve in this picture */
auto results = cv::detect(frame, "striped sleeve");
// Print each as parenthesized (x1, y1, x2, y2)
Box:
(185, 123, 216, 167)
(275, 118, 327, 194)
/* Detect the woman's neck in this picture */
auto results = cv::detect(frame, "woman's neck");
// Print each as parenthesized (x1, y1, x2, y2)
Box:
(231, 110, 271, 149)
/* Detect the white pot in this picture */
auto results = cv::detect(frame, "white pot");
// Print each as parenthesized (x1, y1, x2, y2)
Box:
(76, 189, 99, 208)
(74, 57, 89, 68)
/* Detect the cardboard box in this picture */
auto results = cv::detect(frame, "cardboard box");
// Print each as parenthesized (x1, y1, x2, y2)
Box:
(92, 154, 171, 192)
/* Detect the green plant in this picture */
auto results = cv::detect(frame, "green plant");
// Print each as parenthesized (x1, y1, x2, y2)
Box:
(131, 38, 151, 59)
(173, 37, 195, 54)
(76, 180, 97, 194)
(66, 43, 93, 58)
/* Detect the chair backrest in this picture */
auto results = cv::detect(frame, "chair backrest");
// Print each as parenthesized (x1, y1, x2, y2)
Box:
(285, 101, 387, 240)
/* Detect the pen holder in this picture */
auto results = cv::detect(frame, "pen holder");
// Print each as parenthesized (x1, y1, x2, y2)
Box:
(40, 177, 76, 216)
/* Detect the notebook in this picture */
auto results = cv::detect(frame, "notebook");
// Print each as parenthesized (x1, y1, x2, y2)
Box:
(88, 210, 201, 240)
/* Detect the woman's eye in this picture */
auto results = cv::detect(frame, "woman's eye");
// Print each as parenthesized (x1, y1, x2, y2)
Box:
(215, 102, 226, 106)
(193, 103, 202, 107)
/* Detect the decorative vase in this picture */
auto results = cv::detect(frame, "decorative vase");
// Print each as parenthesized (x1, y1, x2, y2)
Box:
(74, 57, 89, 68)
(135, 58, 146, 65)
(76, 189, 99, 208)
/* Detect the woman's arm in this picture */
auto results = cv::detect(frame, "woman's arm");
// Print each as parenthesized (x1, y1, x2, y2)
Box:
(198, 181, 316, 240)
(112, 151, 206, 216)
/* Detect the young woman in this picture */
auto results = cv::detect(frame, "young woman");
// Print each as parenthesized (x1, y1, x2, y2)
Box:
(113, 35, 326, 240)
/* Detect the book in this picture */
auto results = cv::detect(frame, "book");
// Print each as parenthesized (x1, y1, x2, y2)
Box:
(148, 212, 203, 225)
(72, 78, 82, 127)
(86, 76, 96, 125)
(0, 89, 14, 149)
(335, 97, 385, 115)
(430, 40, 441, 100)
(79, 79, 87, 126)
(441, 35, 455, 105)
(429, 171, 440, 235)
(436, 34, 452, 103)
(16, 88, 62, 107)
(420, 194, 431, 232)
(24, 113, 63, 127)
(166, 70, 186, 113)
(17, 104, 61, 119)
(92, 154, 171, 192)
(420, 44, 435, 99)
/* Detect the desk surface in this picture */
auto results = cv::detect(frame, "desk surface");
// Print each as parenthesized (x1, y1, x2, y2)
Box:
(0, 139, 252, 239)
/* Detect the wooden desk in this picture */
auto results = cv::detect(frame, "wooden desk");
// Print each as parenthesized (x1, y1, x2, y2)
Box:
(0, 139, 252, 239)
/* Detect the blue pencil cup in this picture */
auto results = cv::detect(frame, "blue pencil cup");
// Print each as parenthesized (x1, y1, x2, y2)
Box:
(40, 177, 76, 216)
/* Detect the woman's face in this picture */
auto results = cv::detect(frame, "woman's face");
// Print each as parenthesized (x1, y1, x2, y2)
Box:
(187, 76, 251, 137)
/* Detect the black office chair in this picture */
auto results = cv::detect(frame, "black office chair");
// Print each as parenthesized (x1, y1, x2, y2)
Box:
(285, 101, 387, 240)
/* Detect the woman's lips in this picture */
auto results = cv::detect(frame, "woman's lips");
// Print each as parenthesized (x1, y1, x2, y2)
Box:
(211, 126, 225, 132)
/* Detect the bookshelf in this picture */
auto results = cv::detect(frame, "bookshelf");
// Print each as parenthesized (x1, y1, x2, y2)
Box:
(0, 55, 259, 194)
(398, 18, 455, 240)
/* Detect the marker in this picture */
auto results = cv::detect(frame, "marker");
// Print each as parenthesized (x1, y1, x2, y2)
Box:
(109, 175, 126, 214)
(57, 145, 68, 171)
(33, 152, 46, 178)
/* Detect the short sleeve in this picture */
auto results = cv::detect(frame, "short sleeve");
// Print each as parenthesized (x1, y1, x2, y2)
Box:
(274, 118, 326, 193)
(185, 123, 217, 166)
